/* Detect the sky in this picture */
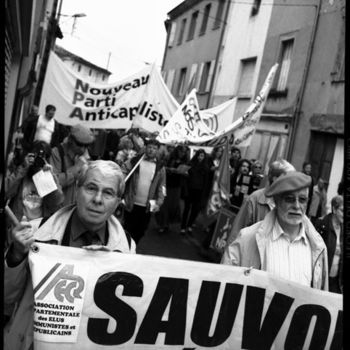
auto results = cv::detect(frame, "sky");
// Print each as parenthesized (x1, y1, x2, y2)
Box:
(58, 0, 184, 82)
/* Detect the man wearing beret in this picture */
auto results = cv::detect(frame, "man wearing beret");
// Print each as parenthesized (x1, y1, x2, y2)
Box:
(50, 124, 95, 206)
(221, 171, 329, 290)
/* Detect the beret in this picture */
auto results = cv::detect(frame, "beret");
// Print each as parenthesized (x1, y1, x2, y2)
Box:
(70, 124, 94, 145)
(265, 171, 311, 197)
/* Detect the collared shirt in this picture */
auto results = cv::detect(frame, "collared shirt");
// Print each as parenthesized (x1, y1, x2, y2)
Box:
(68, 209, 107, 247)
(264, 219, 312, 287)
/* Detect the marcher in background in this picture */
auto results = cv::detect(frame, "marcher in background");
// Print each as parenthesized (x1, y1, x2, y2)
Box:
(115, 135, 137, 167)
(230, 158, 251, 208)
(249, 159, 264, 193)
(181, 149, 210, 235)
(309, 177, 328, 223)
(157, 145, 189, 233)
(122, 139, 166, 244)
(102, 129, 122, 161)
(226, 159, 295, 246)
(302, 161, 314, 216)
(314, 195, 343, 293)
(21, 104, 67, 152)
(4, 160, 135, 349)
(222, 171, 328, 291)
(50, 124, 95, 206)
(229, 146, 241, 176)
(5, 140, 64, 222)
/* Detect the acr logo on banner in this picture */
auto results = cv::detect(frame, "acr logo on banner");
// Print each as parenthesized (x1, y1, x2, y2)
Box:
(34, 263, 85, 303)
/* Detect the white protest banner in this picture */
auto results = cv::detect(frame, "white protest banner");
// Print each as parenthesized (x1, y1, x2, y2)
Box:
(157, 64, 278, 148)
(39, 52, 178, 132)
(201, 97, 237, 133)
(30, 243, 342, 349)
(157, 89, 215, 143)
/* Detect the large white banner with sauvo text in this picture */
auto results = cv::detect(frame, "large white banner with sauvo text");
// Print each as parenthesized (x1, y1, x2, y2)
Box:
(157, 64, 278, 147)
(29, 243, 342, 350)
(39, 52, 179, 132)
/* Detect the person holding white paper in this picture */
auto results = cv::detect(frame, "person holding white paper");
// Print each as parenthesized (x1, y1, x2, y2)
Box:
(5, 140, 64, 227)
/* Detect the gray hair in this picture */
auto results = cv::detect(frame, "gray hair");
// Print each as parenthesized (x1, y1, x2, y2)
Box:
(268, 159, 295, 184)
(77, 160, 125, 197)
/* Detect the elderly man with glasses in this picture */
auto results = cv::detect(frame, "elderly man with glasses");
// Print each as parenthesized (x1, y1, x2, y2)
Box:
(4, 160, 135, 350)
(221, 171, 329, 291)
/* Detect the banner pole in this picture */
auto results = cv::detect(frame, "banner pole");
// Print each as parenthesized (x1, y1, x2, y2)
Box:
(124, 154, 145, 183)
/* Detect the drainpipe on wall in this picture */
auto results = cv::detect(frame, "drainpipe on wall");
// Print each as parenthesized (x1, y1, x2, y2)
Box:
(286, 0, 322, 161)
(206, 0, 232, 108)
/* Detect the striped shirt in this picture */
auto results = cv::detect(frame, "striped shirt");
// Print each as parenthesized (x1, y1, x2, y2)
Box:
(264, 219, 312, 287)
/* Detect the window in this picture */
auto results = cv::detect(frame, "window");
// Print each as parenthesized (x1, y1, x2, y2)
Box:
(234, 58, 257, 120)
(187, 11, 199, 41)
(198, 60, 215, 93)
(177, 68, 187, 96)
(275, 39, 294, 92)
(177, 18, 187, 45)
(251, 0, 261, 17)
(168, 22, 177, 47)
(331, 15, 345, 82)
(213, 0, 225, 29)
(200, 4, 211, 35)
(89, 69, 92, 76)
(237, 58, 257, 96)
(77, 64, 81, 72)
(102, 75, 105, 81)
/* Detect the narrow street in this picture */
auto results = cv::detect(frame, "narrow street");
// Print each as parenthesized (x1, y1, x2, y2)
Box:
(136, 213, 221, 264)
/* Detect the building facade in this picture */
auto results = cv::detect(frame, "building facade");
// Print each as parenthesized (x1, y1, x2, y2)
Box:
(4, 0, 63, 160)
(254, 0, 344, 207)
(162, 0, 344, 208)
(54, 45, 111, 83)
(162, 0, 230, 109)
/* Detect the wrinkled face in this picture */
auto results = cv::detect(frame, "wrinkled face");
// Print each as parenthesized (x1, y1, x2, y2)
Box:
(275, 188, 309, 228)
(76, 169, 120, 230)
(303, 164, 312, 175)
(146, 144, 159, 159)
(240, 161, 250, 175)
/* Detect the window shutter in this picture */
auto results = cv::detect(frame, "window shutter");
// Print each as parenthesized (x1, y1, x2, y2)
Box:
(205, 60, 216, 92)
(168, 22, 177, 47)
(196, 63, 204, 90)
(166, 69, 175, 92)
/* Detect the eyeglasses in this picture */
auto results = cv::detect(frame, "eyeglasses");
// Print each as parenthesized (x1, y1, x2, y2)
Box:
(281, 195, 308, 205)
(83, 184, 117, 200)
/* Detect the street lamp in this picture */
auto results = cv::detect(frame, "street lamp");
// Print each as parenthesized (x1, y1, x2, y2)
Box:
(71, 13, 87, 35)
(57, 12, 87, 36)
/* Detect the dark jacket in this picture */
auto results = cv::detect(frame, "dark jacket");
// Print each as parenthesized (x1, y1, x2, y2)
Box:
(314, 213, 343, 291)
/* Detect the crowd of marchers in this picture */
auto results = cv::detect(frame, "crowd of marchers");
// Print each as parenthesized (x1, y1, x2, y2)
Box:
(3, 104, 343, 349)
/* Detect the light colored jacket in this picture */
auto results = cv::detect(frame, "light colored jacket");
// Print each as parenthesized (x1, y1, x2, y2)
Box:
(226, 188, 275, 245)
(4, 205, 136, 350)
(221, 210, 329, 291)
